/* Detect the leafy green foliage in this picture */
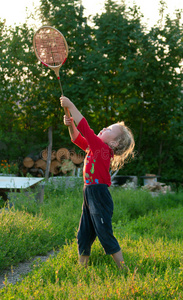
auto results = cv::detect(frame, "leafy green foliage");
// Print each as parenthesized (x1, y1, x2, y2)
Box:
(0, 0, 183, 182)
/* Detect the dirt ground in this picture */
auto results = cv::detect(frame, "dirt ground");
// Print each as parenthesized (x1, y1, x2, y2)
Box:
(0, 250, 56, 289)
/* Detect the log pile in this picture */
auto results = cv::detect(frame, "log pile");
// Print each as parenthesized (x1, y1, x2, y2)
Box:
(22, 148, 84, 177)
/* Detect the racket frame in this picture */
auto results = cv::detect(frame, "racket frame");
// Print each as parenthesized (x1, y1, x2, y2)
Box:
(33, 25, 70, 117)
(33, 25, 68, 81)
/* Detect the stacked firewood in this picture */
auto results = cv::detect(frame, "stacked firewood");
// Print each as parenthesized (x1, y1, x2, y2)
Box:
(22, 148, 84, 177)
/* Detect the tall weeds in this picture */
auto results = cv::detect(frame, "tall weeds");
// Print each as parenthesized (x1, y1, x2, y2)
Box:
(0, 184, 182, 298)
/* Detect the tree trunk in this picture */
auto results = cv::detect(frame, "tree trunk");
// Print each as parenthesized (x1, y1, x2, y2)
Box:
(40, 126, 53, 204)
(158, 139, 163, 176)
(45, 126, 53, 180)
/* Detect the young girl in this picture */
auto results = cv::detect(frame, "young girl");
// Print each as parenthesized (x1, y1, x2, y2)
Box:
(60, 96, 135, 270)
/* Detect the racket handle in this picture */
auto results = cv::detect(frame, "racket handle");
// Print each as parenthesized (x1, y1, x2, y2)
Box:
(63, 107, 74, 135)
(64, 107, 70, 117)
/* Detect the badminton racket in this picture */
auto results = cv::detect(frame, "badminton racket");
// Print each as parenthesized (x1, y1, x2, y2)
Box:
(33, 25, 70, 117)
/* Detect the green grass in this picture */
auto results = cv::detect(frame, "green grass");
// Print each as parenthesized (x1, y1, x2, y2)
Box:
(0, 184, 183, 299)
(120, 206, 183, 240)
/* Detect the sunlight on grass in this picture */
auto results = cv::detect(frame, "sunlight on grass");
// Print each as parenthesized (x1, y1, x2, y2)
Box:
(0, 186, 183, 298)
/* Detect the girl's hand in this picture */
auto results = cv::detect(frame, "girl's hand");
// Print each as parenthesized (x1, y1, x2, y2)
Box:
(60, 95, 83, 126)
(60, 96, 73, 109)
(63, 115, 74, 126)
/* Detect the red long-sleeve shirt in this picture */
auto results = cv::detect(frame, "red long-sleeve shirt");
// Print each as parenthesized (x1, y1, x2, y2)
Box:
(72, 118, 113, 186)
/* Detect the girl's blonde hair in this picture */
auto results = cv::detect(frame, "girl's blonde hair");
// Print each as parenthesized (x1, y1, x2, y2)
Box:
(110, 121, 135, 171)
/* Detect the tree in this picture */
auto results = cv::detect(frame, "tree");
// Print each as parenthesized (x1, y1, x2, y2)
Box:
(0, 22, 50, 160)
(0, 0, 182, 184)
(131, 5, 183, 180)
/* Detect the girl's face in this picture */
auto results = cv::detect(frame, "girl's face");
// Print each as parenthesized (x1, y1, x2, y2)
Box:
(98, 124, 121, 146)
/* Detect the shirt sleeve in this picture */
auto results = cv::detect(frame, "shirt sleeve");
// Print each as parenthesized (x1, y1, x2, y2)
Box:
(77, 117, 108, 153)
(72, 132, 89, 151)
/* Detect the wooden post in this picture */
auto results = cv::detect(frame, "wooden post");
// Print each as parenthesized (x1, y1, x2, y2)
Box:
(39, 126, 53, 203)
(45, 126, 53, 180)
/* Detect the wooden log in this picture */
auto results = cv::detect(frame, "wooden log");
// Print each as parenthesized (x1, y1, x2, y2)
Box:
(56, 148, 70, 162)
(34, 159, 47, 171)
(23, 153, 40, 168)
(41, 149, 56, 161)
(50, 160, 62, 175)
(70, 151, 84, 165)
(45, 126, 53, 181)
(23, 157, 34, 168)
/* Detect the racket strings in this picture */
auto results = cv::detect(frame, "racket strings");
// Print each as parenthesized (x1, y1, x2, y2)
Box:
(35, 29, 67, 67)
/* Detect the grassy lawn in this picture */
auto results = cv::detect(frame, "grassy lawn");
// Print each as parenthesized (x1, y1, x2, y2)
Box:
(0, 182, 182, 299)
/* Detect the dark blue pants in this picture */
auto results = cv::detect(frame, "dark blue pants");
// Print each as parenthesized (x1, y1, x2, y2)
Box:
(77, 184, 121, 256)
